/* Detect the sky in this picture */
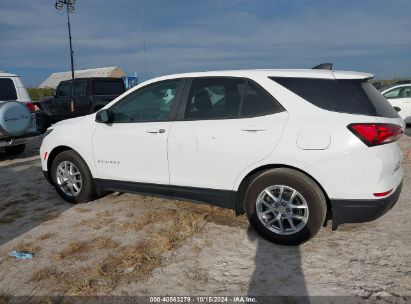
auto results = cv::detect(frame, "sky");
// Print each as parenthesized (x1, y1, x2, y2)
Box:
(1, 0, 411, 87)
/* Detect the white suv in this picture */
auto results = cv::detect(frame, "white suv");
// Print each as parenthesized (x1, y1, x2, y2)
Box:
(40, 69, 404, 245)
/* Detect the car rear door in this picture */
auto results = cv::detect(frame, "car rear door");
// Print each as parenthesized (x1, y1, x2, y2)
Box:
(167, 77, 288, 195)
(92, 79, 183, 187)
(53, 80, 88, 118)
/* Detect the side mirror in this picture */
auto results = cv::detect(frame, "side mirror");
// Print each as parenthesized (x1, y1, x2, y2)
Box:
(393, 106, 401, 113)
(95, 109, 113, 123)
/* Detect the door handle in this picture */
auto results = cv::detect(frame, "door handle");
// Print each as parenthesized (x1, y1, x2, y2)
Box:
(241, 126, 267, 132)
(146, 128, 166, 134)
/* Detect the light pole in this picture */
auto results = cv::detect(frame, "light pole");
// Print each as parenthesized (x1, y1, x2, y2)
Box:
(55, 0, 76, 112)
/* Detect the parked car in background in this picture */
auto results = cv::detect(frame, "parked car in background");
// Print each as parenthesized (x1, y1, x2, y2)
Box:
(0, 72, 38, 156)
(35, 77, 125, 132)
(394, 79, 411, 85)
(40, 68, 404, 245)
(381, 84, 411, 124)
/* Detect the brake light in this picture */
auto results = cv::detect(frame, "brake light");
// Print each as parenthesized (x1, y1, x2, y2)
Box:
(348, 123, 403, 146)
(25, 102, 36, 113)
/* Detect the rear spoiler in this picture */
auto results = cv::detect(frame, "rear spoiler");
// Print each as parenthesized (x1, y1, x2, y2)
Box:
(312, 63, 333, 70)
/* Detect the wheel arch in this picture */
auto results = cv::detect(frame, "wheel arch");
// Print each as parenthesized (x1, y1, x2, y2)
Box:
(234, 164, 332, 219)
(46, 145, 94, 182)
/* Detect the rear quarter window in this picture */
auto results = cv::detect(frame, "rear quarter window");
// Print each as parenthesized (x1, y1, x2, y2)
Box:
(93, 80, 125, 95)
(270, 77, 399, 118)
(0, 78, 17, 101)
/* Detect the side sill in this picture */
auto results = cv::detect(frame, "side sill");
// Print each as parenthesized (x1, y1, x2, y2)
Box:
(94, 179, 236, 210)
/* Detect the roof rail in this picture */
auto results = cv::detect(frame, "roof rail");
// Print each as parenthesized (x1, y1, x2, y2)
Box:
(312, 63, 333, 70)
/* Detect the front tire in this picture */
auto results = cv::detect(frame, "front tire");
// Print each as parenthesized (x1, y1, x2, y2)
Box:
(51, 150, 96, 204)
(244, 168, 326, 245)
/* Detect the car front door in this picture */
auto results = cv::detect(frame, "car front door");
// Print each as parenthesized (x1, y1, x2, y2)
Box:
(384, 86, 411, 121)
(53, 81, 72, 117)
(92, 79, 183, 187)
(53, 80, 88, 118)
(167, 77, 288, 198)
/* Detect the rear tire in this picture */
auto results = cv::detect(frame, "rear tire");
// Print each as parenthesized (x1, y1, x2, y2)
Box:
(4, 144, 25, 156)
(51, 150, 96, 204)
(244, 168, 326, 245)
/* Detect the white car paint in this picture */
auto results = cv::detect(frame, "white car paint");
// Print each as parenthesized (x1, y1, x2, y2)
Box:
(0, 72, 31, 102)
(381, 84, 411, 124)
(0, 72, 38, 148)
(40, 69, 404, 203)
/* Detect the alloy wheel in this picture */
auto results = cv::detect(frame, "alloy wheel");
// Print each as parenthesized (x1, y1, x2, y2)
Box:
(256, 185, 309, 235)
(56, 161, 83, 197)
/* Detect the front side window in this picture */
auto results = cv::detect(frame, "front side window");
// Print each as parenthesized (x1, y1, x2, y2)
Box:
(56, 83, 71, 97)
(110, 80, 179, 122)
(0, 78, 17, 101)
(184, 77, 282, 120)
(384, 88, 401, 99)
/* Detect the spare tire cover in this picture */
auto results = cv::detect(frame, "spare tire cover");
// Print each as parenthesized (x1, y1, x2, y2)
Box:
(0, 101, 32, 136)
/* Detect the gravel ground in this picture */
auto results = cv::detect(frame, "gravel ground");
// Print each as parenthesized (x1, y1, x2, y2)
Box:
(0, 130, 410, 303)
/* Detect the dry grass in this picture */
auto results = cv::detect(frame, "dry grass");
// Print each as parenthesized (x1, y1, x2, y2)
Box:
(38, 233, 57, 241)
(14, 241, 41, 254)
(28, 196, 247, 296)
(76, 215, 115, 231)
(75, 207, 92, 213)
(53, 237, 120, 262)
(53, 241, 90, 261)
(31, 206, 209, 295)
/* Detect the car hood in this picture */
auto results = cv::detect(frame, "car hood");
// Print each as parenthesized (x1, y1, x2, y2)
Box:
(51, 115, 88, 128)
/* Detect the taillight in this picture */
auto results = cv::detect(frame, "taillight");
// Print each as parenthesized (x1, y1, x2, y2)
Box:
(24, 102, 36, 113)
(348, 123, 403, 146)
(373, 189, 393, 197)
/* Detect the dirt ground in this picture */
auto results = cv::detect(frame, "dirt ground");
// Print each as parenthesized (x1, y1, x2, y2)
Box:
(0, 131, 410, 303)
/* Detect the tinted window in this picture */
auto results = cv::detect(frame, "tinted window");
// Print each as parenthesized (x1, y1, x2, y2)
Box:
(93, 80, 125, 95)
(56, 82, 71, 97)
(73, 80, 86, 96)
(271, 77, 398, 118)
(241, 81, 283, 117)
(185, 78, 244, 119)
(402, 86, 411, 98)
(0, 78, 17, 100)
(184, 78, 283, 120)
(111, 80, 179, 122)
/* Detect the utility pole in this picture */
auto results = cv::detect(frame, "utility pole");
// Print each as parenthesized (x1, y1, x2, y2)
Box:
(55, 0, 76, 111)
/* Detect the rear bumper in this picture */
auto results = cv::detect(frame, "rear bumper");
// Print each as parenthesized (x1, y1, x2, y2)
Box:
(331, 181, 403, 230)
(0, 132, 40, 148)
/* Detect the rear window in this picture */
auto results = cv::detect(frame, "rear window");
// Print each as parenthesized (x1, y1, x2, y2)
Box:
(270, 77, 399, 118)
(0, 78, 17, 101)
(93, 80, 125, 95)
